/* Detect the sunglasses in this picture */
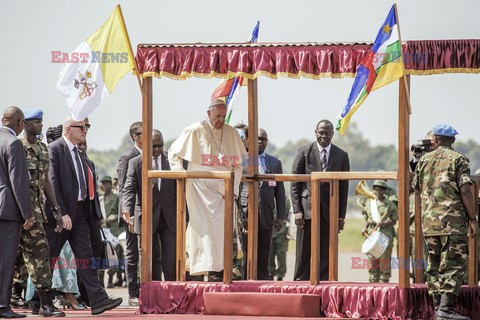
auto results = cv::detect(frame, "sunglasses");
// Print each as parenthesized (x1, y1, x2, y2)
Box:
(70, 125, 90, 131)
(153, 144, 164, 149)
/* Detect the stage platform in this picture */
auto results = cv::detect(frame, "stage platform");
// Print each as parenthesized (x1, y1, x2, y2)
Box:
(139, 280, 480, 319)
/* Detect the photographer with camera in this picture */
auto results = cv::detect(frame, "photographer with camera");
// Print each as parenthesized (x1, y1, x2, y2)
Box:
(409, 131, 435, 172)
(413, 124, 477, 319)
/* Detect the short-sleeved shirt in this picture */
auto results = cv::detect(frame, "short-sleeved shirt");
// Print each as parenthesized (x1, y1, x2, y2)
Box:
(20, 136, 50, 222)
(363, 198, 398, 236)
(413, 146, 472, 236)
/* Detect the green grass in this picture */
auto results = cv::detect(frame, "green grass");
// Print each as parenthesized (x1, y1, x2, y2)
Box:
(287, 217, 368, 253)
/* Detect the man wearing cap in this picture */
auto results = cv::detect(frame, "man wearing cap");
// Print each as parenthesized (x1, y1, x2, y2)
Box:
(12, 108, 65, 316)
(361, 180, 398, 283)
(99, 176, 123, 288)
(413, 124, 477, 319)
(169, 100, 246, 280)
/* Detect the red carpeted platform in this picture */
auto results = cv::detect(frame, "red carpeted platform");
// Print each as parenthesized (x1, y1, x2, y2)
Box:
(204, 292, 320, 317)
(138, 280, 480, 319)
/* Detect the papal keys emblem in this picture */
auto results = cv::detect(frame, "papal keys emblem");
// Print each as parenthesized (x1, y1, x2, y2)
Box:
(74, 70, 97, 100)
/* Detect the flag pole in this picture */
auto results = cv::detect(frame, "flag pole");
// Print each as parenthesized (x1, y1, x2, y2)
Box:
(117, 5, 144, 92)
(393, 3, 411, 114)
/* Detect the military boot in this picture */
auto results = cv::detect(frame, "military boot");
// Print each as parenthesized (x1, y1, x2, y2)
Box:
(10, 283, 25, 308)
(436, 294, 470, 320)
(38, 290, 66, 317)
(432, 295, 441, 311)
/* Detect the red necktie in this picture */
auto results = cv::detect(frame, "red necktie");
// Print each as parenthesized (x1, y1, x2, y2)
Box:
(84, 159, 95, 200)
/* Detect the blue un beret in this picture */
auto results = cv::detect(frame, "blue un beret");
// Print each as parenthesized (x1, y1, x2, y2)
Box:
(24, 108, 43, 121)
(432, 124, 458, 137)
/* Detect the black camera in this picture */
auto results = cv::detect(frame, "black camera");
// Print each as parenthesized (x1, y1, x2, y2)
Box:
(411, 139, 433, 158)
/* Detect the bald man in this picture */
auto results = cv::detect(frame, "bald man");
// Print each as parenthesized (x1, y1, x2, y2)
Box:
(0, 106, 33, 318)
(123, 130, 177, 281)
(44, 117, 122, 315)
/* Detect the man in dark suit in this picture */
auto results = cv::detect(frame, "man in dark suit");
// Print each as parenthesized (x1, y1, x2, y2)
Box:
(246, 128, 286, 280)
(123, 130, 177, 281)
(44, 117, 122, 315)
(0, 106, 34, 319)
(291, 119, 350, 281)
(116, 121, 142, 305)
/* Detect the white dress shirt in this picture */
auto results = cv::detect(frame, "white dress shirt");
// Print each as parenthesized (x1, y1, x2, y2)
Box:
(316, 142, 332, 166)
(153, 155, 162, 191)
(63, 136, 86, 201)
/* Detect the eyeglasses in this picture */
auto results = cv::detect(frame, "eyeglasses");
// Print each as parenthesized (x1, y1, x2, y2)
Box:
(135, 131, 142, 136)
(70, 125, 88, 131)
(152, 144, 164, 149)
(85, 124, 91, 129)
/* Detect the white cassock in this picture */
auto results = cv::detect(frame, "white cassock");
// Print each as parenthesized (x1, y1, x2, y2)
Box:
(168, 119, 246, 274)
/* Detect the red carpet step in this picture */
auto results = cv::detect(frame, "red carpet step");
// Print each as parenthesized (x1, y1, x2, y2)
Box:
(204, 292, 320, 317)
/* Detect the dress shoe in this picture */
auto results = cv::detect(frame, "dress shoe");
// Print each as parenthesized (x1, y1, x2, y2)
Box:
(91, 297, 122, 315)
(128, 297, 139, 306)
(0, 307, 26, 318)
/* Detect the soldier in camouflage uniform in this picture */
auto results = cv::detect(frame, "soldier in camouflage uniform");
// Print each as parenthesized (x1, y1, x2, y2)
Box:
(413, 124, 477, 320)
(12, 109, 65, 317)
(99, 175, 124, 288)
(361, 180, 398, 283)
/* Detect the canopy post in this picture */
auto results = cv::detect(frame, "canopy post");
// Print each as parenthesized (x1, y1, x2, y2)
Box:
(141, 77, 153, 283)
(247, 79, 259, 280)
(398, 74, 411, 288)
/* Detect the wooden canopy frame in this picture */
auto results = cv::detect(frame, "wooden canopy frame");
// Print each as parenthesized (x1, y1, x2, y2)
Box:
(136, 42, 478, 289)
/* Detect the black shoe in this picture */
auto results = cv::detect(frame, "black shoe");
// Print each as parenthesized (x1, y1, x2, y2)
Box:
(277, 277, 283, 281)
(107, 283, 114, 289)
(436, 294, 470, 320)
(0, 307, 26, 318)
(91, 297, 123, 315)
(39, 304, 65, 317)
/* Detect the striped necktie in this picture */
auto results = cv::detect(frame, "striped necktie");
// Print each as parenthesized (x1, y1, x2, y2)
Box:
(321, 149, 328, 172)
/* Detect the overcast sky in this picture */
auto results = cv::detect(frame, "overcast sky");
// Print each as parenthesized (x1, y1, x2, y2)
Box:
(1, 0, 479, 151)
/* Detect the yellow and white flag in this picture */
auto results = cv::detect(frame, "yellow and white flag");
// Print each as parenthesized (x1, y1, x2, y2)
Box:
(57, 5, 135, 120)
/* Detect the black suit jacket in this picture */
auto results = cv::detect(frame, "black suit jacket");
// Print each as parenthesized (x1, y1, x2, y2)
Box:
(0, 128, 32, 221)
(122, 152, 176, 235)
(45, 137, 91, 225)
(258, 154, 286, 230)
(116, 146, 141, 224)
(291, 142, 350, 221)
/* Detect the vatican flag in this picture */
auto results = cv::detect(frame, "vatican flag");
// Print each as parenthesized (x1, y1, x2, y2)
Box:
(56, 5, 135, 121)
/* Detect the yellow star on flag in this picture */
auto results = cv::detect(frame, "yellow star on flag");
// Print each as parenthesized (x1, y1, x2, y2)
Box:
(383, 24, 392, 34)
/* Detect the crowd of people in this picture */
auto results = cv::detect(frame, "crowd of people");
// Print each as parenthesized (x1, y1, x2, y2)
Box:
(0, 100, 478, 319)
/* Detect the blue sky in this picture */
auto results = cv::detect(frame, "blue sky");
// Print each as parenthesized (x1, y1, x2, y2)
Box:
(1, 0, 479, 150)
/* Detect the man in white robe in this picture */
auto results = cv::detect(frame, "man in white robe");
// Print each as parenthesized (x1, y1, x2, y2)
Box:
(168, 99, 246, 277)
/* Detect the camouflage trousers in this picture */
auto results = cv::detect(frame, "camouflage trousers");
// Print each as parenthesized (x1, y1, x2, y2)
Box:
(13, 222, 52, 290)
(269, 230, 288, 279)
(425, 235, 468, 297)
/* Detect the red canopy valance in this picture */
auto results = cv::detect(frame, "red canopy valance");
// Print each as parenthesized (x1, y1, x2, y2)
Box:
(136, 40, 480, 80)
